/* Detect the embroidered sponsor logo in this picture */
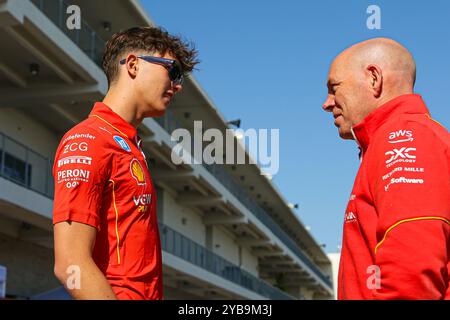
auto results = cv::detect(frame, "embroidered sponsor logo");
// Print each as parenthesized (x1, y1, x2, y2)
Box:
(57, 169, 90, 183)
(403, 167, 424, 173)
(130, 159, 146, 186)
(386, 158, 416, 168)
(65, 181, 80, 189)
(137, 205, 148, 213)
(63, 142, 88, 154)
(62, 133, 96, 144)
(133, 194, 152, 206)
(384, 176, 424, 191)
(382, 166, 403, 180)
(57, 156, 92, 167)
(388, 130, 414, 144)
(385, 147, 416, 164)
(133, 194, 151, 214)
(345, 211, 357, 223)
(114, 135, 131, 152)
(383, 167, 424, 180)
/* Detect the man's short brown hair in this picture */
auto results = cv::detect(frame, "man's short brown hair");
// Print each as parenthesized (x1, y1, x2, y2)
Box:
(102, 26, 199, 86)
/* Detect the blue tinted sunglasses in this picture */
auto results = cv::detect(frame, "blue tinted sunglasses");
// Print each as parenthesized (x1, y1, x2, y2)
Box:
(119, 55, 184, 85)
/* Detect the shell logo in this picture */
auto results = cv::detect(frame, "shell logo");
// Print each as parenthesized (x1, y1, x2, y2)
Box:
(130, 159, 146, 185)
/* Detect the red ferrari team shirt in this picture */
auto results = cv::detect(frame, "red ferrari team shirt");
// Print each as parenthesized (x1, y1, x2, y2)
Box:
(53, 102, 163, 300)
(338, 94, 450, 300)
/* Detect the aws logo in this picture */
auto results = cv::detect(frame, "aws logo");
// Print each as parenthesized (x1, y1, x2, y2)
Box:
(388, 130, 414, 144)
(130, 159, 146, 186)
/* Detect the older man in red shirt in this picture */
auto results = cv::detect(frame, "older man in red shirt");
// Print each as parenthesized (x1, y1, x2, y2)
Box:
(53, 27, 198, 300)
(323, 38, 450, 299)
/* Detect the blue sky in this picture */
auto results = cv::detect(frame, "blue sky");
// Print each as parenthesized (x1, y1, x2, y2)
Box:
(142, 0, 450, 253)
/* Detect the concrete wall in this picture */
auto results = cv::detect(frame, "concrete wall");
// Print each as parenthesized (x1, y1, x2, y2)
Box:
(0, 108, 59, 159)
(160, 189, 260, 277)
(211, 226, 239, 266)
(240, 246, 258, 276)
(0, 232, 59, 298)
(162, 189, 206, 246)
(327, 252, 340, 300)
(0, 108, 60, 196)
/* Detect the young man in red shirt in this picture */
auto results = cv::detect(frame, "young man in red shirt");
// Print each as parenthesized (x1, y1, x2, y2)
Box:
(323, 38, 450, 299)
(52, 27, 198, 300)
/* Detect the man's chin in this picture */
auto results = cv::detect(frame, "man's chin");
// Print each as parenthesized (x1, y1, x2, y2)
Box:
(338, 128, 354, 140)
(146, 103, 167, 118)
(151, 109, 166, 117)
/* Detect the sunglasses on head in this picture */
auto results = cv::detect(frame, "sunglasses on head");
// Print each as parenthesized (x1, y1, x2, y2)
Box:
(119, 55, 184, 85)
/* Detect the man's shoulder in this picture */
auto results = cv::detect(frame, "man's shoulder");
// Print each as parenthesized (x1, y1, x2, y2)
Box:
(374, 113, 449, 150)
(59, 117, 115, 148)
(53, 117, 120, 172)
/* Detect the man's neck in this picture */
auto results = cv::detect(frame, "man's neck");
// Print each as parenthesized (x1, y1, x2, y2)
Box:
(102, 90, 143, 128)
(376, 88, 414, 110)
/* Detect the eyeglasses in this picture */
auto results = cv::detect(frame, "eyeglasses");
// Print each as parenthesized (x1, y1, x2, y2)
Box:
(119, 55, 184, 85)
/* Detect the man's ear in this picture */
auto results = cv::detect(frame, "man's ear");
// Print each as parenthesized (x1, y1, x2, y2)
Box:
(125, 54, 139, 79)
(366, 64, 382, 98)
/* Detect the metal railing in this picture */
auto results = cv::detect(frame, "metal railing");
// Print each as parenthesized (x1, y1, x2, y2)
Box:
(159, 223, 296, 300)
(204, 163, 332, 287)
(0, 132, 54, 199)
(30, 0, 105, 66)
(157, 112, 332, 288)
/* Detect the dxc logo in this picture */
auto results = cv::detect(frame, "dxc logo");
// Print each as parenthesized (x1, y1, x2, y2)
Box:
(385, 147, 416, 164)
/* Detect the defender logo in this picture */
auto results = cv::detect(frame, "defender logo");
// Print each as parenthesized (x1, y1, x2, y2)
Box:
(385, 147, 416, 164)
(388, 130, 414, 144)
(62, 133, 95, 144)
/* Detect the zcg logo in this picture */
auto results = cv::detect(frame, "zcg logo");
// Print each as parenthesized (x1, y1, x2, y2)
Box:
(63, 142, 88, 154)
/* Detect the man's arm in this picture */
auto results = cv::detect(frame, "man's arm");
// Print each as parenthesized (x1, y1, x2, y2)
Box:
(370, 121, 450, 299)
(54, 221, 117, 300)
(372, 218, 449, 299)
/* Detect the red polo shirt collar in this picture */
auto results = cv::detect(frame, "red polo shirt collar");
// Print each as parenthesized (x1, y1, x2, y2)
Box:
(89, 102, 138, 142)
(352, 94, 430, 153)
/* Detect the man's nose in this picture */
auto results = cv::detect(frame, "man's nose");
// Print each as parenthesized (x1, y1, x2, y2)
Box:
(322, 94, 335, 112)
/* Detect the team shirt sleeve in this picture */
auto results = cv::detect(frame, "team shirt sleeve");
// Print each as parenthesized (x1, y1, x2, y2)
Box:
(52, 127, 111, 230)
(369, 121, 450, 299)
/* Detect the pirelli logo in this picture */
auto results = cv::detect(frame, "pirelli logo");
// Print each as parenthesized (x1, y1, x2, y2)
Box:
(58, 156, 92, 167)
